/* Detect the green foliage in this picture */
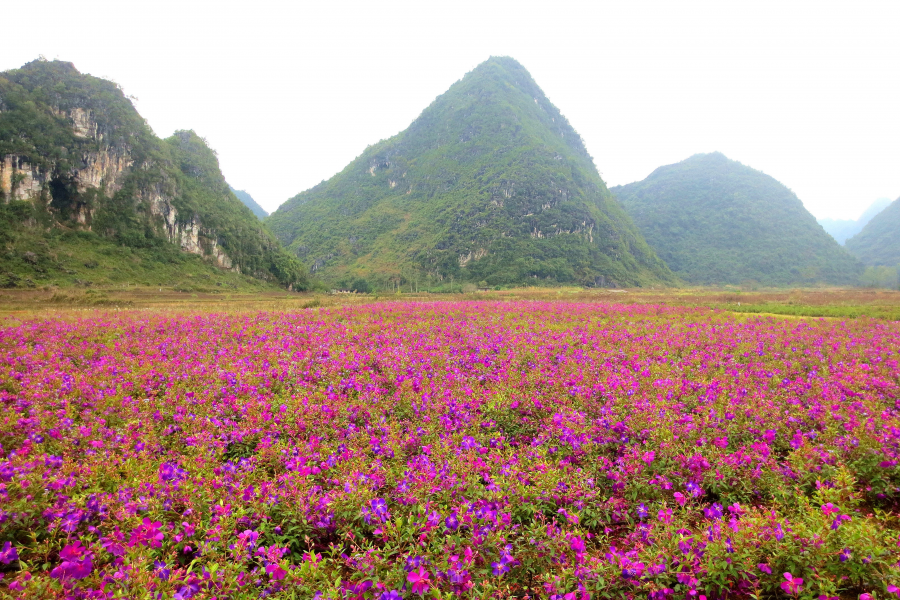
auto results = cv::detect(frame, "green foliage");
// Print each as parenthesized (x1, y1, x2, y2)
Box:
(0, 202, 279, 290)
(335, 277, 371, 293)
(0, 59, 306, 290)
(859, 265, 899, 289)
(267, 56, 677, 289)
(612, 152, 864, 286)
(726, 302, 900, 320)
(846, 197, 900, 267)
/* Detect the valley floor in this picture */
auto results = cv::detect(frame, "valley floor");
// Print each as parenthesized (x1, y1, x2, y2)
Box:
(1, 285, 899, 319)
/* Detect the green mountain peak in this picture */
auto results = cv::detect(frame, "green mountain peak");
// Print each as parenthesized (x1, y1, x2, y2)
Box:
(268, 57, 675, 288)
(612, 152, 863, 286)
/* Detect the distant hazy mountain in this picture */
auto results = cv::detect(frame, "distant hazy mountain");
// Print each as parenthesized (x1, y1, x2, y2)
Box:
(229, 187, 268, 219)
(818, 197, 892, 244)
(612, 152, 863, 286)
(845, 197, 900, 266)
(0, 59, 306, 289)
(267, 56, 676, 288)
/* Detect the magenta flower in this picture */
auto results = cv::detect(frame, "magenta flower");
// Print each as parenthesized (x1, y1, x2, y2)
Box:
(780, 572, 803, 595)
(407, 566, 430, 594)
(821, 502, 838, 516)
(757, 563, 772, 574)
(265, 563, 287, 580)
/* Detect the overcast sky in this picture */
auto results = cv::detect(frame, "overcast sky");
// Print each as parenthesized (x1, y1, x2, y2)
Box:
(5, 0, 898, 219)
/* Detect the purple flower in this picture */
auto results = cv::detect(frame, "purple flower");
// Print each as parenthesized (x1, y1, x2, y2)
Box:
(839, 547, 851, 562)
(379, 592, 403, 600)
(174, 580, 201, 600)
(159, 462, 178, 482)
(637, 503, 649, 520)
(0, 541, 18, 565)
(461, 436, 480, 450)
(153, 560, 170, 581)
(758, 563, 772, 574)
(703, 502, 723, 519)
(426, 511, 441, 527)
(445, 514, 459, 531)
(50, 541, 93, 580)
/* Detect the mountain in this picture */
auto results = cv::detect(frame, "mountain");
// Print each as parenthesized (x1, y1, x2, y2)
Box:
(0, 59, 305, 289)
(611, 153, 863, 286)
(845, 196, 900, 266)
(267, 57, 676, 289)
(818, 197, 891, 244)
(230, 186, 268, 219)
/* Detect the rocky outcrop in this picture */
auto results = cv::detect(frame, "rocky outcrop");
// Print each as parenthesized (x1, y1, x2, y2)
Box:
(0, 155, 45, 201)
(141, 179, 239, 272)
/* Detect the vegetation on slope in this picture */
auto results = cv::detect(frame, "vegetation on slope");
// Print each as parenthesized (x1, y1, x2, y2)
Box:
(230, 187, 268, 219)
(612, 152, 863, 286)
(0, 201, 275, 291)
(845, 197, 900, 267)
(268, 57, 676, 289)
(0, 59, 305, 289)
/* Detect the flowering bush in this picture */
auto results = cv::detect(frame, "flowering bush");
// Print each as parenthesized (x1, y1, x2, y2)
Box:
(0, 301, 899, 598)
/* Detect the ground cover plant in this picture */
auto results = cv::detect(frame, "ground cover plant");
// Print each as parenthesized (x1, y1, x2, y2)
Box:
(0, 302, 899, 598)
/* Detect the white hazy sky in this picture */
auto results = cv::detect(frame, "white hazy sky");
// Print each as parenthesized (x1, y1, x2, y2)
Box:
(4, 0, 899, 219)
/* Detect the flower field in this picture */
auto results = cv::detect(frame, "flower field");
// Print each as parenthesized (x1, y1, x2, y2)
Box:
(1, 301, 899, 599)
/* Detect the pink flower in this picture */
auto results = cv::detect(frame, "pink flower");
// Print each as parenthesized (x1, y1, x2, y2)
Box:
(407, 566, 430, 595)
(780, 572, 803, 595)
(821, 502, 839, 516)
(265, 563, 287, 580)
(674, 492, 687, 506)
